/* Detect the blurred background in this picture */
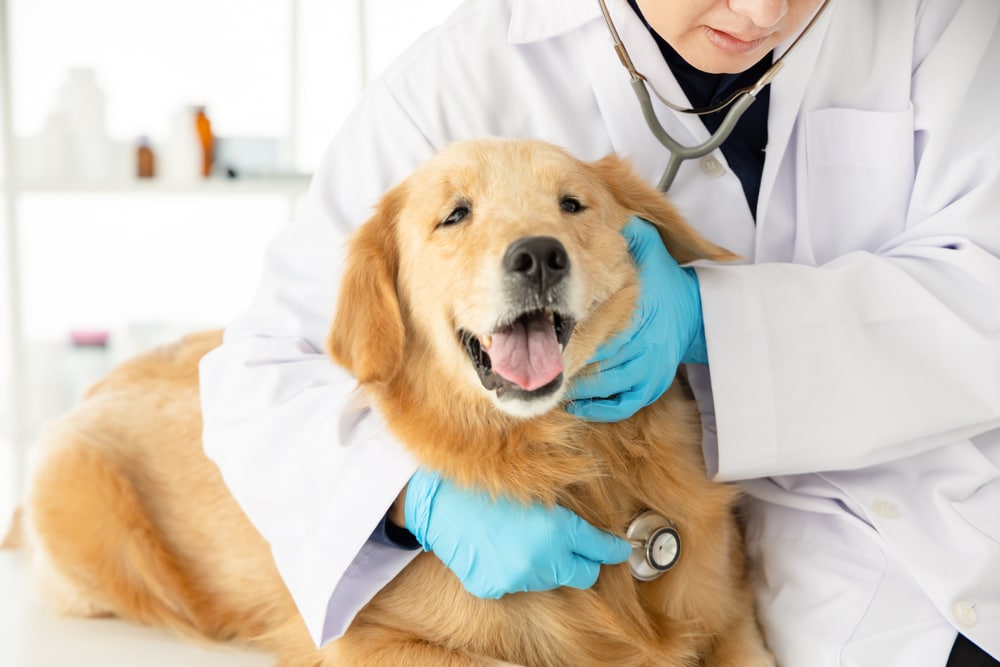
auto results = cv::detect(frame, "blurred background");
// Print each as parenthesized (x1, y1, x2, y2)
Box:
(0, 0, 461, 532)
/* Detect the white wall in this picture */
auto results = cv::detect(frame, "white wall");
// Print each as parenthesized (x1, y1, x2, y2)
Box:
(0, 0, 462, 515)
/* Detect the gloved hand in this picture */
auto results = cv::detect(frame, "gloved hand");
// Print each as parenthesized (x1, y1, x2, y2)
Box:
(404, 468, 631, 599)
(565, 216, 705, 422)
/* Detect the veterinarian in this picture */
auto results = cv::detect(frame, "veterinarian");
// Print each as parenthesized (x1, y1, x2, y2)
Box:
(198, 1, 1000, 665)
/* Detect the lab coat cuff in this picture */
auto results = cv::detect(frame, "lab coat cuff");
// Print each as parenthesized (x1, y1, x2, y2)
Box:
(280, 407, 420, 648)
(319, 540, 422, 646)
(694, 265, 779, 480)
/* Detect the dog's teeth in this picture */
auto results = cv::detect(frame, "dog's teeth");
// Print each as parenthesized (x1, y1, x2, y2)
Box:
(546, 310, 555, 324)
(480, 334, 492, 349)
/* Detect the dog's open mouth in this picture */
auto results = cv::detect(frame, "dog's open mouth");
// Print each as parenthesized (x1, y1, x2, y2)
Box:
(460, 309, 576, 398)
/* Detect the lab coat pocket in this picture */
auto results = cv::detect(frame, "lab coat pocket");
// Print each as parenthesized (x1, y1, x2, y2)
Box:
(805, 106, 915, 264)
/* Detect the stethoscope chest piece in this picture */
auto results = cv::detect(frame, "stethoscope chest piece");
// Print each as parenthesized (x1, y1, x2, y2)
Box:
(626, 510, 680, 581)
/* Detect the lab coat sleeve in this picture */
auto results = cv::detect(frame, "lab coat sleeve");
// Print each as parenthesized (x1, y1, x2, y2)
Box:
(699, 3, 1000, 480)
(198, 78, 439, 646)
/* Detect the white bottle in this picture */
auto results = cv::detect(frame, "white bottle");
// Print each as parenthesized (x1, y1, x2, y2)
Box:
(160, 106, 203, 184)
(56, 68, 114, 186)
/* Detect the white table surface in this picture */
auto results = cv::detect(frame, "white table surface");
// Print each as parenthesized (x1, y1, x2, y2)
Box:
(0, 550, 274, 667)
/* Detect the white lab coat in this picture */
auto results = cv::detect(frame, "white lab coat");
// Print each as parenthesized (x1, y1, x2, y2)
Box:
(198, 0, 1000, 664)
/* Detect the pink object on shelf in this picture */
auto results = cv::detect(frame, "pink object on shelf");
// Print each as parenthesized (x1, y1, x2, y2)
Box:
(69, 330, 110, 348)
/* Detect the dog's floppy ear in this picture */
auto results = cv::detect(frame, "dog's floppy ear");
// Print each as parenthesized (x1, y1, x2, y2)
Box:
(589, 153, 739, 264)
(327, 187, 406, 386)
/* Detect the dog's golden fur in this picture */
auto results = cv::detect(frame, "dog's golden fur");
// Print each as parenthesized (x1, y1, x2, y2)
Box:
(16, 138, 773, 666)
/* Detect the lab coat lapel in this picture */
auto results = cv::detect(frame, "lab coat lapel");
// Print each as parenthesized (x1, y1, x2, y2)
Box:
(579, 0, 710, 183)
(580, 0, 756, 257)
(756, 3, 835, 225)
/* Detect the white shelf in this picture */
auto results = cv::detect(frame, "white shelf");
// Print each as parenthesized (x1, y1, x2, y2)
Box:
(14, 175, 312, 196)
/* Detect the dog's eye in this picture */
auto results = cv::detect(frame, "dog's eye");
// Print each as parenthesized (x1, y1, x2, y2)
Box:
(441, 206, 470, 227)
(560, 197, 584, 214)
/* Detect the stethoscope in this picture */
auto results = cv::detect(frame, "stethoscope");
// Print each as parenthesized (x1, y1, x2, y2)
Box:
(626, 510, 681, 580)
(596, 0, 833, 193)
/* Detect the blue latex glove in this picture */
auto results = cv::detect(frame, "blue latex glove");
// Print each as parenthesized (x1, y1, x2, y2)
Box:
(565, 216, 705, 422)
(404, 468, 632, 599)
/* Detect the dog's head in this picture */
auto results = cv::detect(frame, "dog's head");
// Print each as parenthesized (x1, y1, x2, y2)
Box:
(328, 139, 735, 419)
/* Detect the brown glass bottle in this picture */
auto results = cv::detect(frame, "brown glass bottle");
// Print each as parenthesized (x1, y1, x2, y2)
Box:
(136, 136, 155, 178)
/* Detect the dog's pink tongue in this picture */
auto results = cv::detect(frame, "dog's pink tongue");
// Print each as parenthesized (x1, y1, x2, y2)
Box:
(489, 316, 563, 391)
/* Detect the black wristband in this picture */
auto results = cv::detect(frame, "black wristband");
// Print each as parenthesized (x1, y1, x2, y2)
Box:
(369, 514, 421, 550)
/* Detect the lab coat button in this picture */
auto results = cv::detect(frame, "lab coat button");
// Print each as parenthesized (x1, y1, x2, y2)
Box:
(871, 499, 900, 519)
(700, 156, 725, 178)
(953, 601, 977, 628)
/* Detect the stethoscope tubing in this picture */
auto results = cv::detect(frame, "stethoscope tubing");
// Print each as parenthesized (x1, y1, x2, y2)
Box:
(600, 0, 833, 193)
(631, 78, 758, 192)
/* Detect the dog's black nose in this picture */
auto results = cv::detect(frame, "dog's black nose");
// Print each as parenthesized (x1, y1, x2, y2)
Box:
(503, 236, 570, 292)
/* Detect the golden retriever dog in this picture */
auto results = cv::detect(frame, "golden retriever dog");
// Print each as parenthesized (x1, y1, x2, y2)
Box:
(17, 138, 773, 666)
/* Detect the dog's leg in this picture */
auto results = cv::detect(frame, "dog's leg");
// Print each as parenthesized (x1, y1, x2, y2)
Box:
(702, 592, 776, 667)
(27, 438, 216, 637)
(1, 506, 24, 548)
(314, 623, 526, 667)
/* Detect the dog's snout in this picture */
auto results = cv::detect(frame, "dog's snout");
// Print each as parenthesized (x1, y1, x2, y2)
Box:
(503, 236, 569, 292)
